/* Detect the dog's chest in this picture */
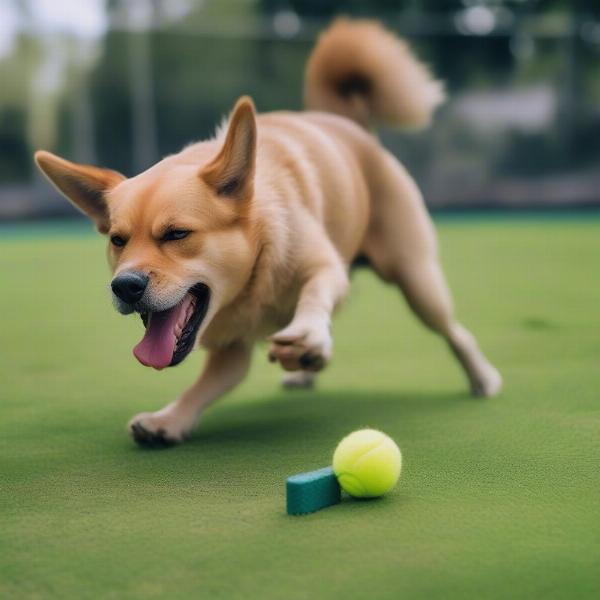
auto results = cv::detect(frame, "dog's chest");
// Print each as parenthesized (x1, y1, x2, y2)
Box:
(199, 296, 296, 348)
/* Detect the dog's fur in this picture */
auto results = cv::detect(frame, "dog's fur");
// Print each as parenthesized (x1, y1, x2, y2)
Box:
(35, 19, 502, 447)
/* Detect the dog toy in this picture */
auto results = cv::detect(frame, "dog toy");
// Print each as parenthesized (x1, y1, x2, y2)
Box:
(332, 429, 402, 498)
(286, 467, 341, 515)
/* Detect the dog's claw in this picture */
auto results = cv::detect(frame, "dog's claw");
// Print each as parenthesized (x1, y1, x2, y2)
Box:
(299, 352, 324, 370)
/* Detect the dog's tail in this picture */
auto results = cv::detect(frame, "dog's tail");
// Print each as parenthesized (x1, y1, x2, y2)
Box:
(304, 18, 444, 130)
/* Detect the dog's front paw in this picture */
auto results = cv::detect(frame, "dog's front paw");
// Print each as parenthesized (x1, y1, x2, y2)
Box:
(128, 404, 195, 448)
(268, 319, 332, 372)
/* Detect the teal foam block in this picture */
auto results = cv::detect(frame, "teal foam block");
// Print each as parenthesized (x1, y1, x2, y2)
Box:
(286, 466, 341, 515)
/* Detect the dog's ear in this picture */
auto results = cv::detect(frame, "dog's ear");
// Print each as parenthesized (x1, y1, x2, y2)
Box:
(34, 151, 125, 234)
(201, 96, 257, 200)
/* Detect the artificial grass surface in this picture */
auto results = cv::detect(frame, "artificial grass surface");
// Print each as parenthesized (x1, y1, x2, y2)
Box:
(1, 218, 599, 599)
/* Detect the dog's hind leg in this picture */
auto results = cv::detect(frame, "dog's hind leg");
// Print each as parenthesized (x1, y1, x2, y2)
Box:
(128, 343, 251, 447)
(362, 159, 502, 397)
(375, 255, 502, 397)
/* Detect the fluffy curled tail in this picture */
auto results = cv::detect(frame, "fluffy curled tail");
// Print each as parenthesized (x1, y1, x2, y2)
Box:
(304, 18, 445, 130)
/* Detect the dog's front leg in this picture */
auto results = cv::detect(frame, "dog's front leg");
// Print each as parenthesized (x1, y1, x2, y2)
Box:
(128, 343, 251, 447)
(269, 259, 348, 372)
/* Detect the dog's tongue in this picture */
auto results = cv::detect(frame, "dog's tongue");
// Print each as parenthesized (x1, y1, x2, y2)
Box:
(133, 297, 192, 370)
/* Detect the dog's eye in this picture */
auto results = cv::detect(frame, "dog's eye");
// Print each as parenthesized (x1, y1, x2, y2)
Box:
(110, 235, 126, 248)
(162, 230, 191, 242)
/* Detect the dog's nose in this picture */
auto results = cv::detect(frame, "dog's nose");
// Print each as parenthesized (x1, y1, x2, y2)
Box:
(111, 272, 149, 304)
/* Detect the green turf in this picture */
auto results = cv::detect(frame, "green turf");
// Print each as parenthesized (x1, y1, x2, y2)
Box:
(1, 218, 599, 599)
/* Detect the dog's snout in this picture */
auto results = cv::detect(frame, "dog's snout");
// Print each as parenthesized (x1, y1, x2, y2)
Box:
(111, 272, 149, 304)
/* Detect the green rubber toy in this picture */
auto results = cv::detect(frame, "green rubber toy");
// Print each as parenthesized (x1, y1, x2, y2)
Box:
(286, 466, 341, 515)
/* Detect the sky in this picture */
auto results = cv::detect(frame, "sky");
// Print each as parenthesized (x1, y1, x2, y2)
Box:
(0, 0, 108, 57)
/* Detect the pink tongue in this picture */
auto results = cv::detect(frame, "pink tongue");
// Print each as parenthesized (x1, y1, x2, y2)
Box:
(133, 296, 193, 370)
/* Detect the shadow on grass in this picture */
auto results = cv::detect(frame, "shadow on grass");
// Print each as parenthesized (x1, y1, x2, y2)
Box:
(190, 388, 473, 447)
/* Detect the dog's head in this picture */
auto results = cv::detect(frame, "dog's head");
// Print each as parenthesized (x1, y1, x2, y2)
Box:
(35, 97, 258, 369)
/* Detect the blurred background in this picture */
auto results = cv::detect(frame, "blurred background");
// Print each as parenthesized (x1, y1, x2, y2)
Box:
(1, 0, 600, 220)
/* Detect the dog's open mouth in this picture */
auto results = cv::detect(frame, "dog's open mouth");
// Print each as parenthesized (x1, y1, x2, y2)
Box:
(133, 284, 210, 370)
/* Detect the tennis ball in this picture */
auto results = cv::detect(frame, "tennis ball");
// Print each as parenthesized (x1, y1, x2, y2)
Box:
(332, 429, 402, 498)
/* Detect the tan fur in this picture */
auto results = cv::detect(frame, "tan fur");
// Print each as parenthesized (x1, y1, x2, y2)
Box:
(34, 20, 501, 446)
(305, 18, 445, 129)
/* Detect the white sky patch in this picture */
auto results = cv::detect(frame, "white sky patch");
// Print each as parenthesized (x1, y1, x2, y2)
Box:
(29, 0, 108, 38)
(0, 0, 20, 58)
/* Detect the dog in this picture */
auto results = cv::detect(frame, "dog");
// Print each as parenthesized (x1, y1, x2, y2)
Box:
(35, 19, 502, 447)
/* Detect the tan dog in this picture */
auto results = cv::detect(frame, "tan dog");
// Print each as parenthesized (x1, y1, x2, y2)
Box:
(35, 19, 502, 447)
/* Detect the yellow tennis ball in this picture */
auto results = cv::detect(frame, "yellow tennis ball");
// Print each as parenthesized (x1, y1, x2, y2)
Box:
(333, 429, 402, 498)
